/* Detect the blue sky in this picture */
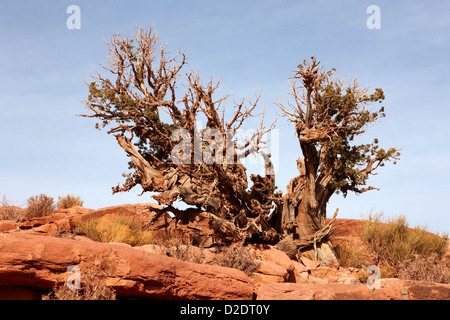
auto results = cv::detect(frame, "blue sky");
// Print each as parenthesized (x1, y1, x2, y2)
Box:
(0, 1, 449, 233)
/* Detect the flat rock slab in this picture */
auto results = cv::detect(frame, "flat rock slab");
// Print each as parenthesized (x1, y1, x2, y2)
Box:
(0, 233, 253, 300)
(255, 280, 450, 300)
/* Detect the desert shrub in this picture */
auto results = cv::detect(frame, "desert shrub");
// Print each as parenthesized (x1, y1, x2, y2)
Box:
(334, 241, 366, 269)
(57, 194, 84, 209)
(398, 253, 449, 283)
(51, 223, 80, 239)
(0, 195, 22, 222)
(157, 236, 205, 263)
(44, 266, 116, 300)
(212, 247, 260, 276)
(80, 215, 153, 246)
(360, 212, 447, 278)
(334, 241, 373, 283)
(25, 194, 55, 219)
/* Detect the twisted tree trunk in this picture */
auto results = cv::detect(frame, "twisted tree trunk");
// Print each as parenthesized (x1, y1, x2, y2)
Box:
(81, 30, 399, 266)
(272, 169, 339, 265)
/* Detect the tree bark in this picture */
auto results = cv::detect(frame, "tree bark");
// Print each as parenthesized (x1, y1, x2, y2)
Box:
(272, 151, 339, 264)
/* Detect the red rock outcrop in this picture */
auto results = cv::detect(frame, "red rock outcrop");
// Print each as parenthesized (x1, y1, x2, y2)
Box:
(0, 221, 16, 232)
(255, 279, 450, 300)
(0, 205, 448, 300)
(0, 233, 253, 300)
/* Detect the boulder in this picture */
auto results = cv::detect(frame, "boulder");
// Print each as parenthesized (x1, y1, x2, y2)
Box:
(252, 273, 286, 287)
(252, 245, 294, 272)
(294, 271, 310, 284)
(292, 261, 308, 273)
(309, 267, 342, 283)
(256, 260, 289, 279)
(300, 256, 321, 269)
(292, 261, 309, 283)
(0, 221, 16, 232)
(0, 233, 253, 300)
(70, 203, 159, 225)
(16, 203, 163, 236)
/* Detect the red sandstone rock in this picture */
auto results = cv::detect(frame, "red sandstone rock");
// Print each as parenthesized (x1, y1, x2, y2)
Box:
(252, 273, 286, 287)
(292, 260, 308, 273)
(256, 260, 288, 278)
(309, 267, 341, 282)
(255, 280, 450, 300)
(254, 245, 294, 272)
(0, 221, 16, 232)
(1, 208, 449, 300)
(300, 256, 321, 269)
(255, 283, 316, 300)
(0, 233, 253, 300)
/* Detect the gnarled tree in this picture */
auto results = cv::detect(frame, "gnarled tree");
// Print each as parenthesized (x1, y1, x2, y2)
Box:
(80, 27, 400, 265)
(273, 56, 400, 263)
(81, 27, 278, 246)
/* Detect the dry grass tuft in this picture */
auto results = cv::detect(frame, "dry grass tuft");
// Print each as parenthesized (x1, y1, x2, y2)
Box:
(156, 235, 205, 264)
(212, 246, 260, 276)
(0, 195, 22, 222)
(359, 212, 448, 278)
(80, 215, 153, 246)
(57, 194, 84, 209)
(334, 240, 366, 268)
(398, 253, 449, 283)
(44, 266, 116, 300)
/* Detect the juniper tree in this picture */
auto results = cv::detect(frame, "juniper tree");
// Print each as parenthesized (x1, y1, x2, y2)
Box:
(274, 56, 400, 262)
(81, 27, 400, 264)
(81, 27, 278, 245)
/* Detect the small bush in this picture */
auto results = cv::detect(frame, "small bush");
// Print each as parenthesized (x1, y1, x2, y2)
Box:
(334, 241, 366, 268)
(25, 194, 55, 219)
(212, 247, 260, 276)
(57, 194, 84, 209)
(44, 266, 116, 300)
(398, 253, 449, 283)
(0, 195, 22, 222)
(80, 215, 153, 246)
(360, 212, 448, 278)
(51, 223, 80, 239)
(157, 236, 205, 264)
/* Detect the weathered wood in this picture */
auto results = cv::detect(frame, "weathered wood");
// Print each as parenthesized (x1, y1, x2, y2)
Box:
(81, 30, 399, 264)
(275, 209, 339, 262)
